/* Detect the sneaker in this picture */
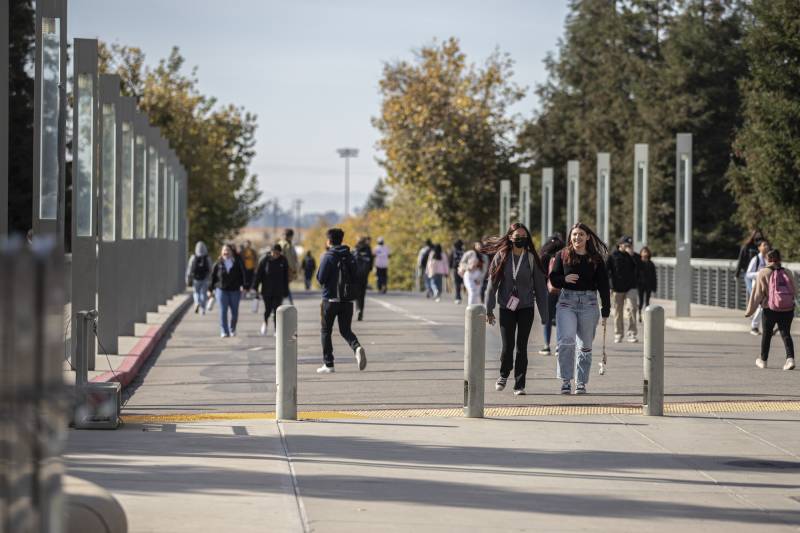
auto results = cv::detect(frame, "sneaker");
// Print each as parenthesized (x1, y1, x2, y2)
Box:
(538, 346, 551, 355)
(355, 346, 367, 370)
(783, 358, 795, 371)
(495, 377, 507, 391)
(614, 334, 623, 343)
(755, 358, 767, 369)
(230, 330, 236, 337)
(434, 297, 441, 303)
(560, 380, 571, 394)
(220, 332, 229, 338)
(194, 304, 200, 314)
(750, 328, 761, 336)
(316, 365, 335, 374)
(626, 335, 638, 343)
(575, 383, 587, 395)
(201, 308, 206, 315)
(455, 299, 462, 304)
(260, 322, 267, 336)
(513, 389, 526, 396)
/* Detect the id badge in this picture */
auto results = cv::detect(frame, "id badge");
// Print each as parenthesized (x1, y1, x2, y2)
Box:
(506, 295, 520, 311)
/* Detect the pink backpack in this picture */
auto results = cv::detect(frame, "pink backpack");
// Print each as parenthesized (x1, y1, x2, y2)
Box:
(768, 268, 795, 311)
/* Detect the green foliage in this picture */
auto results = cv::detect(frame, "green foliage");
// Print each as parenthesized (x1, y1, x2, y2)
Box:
(98, 44, 262, 249)
(727, 0, 800, 260)
(363, 178, 390, 212)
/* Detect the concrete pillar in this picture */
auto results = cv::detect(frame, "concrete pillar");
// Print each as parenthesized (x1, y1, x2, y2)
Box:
(596, 153, 610, 245)
(634, 144, 649, 251)
(541, 168, 553, 244)
(566, 160, 580, 233)
(499, 180, 511, 233)
(675, 134, 693, 317)
(518, 173, 530, 230)
(463, 304, 485, 418)
(643, 305, 664, 416)
(117, 97, 137, 337)
(276, 305, 298, 420)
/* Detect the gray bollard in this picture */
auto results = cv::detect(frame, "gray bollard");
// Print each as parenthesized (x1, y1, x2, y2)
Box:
(643, 305, 665, 416)
(464, 304, 486, 418)
(276, 305, 298, 421)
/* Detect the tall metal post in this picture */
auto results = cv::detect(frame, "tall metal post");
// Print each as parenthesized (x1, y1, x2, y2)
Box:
(0, 1, 8, 237)
(634, 144, 649, 251)
(337, 148, 358, 218)
(643, 305, 664, 416)
(675, 134, 693, 317)
(541, 168, 553, 244)
(566, 160, 580, 233)
(499, 179, 511, 232)
(463, 304, 485, 418)
(71, 39, 99, 370)
(518, 173, 530, 230)
(596, 153, 610, 245)
(276, 305, 298, 420)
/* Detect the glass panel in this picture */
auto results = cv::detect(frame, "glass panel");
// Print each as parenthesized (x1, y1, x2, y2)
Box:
(39, 17, 60, 219)
(101, 104, 116, 241)
(121, 123, 133, 239)
(678, 155, 688, 244)
(568, 180, 575, 225)
(159, 158, 166, 238)
(636, 163, 645, 243)
(543, 187, 550, 236)
(134, 135, 145, 239)
(147, 146, 158, 238)
(172, 176, 178, 241)
(598, 171, 607, 239)
(75, 74, 94, 237)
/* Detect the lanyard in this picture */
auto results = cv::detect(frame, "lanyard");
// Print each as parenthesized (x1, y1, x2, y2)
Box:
(511, 252, 525, 282)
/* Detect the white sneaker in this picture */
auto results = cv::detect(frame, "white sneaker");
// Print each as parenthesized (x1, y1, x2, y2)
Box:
(230, 330, 236, 337)
(316, 365, 335, 374)
(220, 332, 229, 338)
(434, 297, 441, 303)
(755, 358, 766, 369)
(513, 389, 526, 396)
(455, 299, 461, 304)
(750, 328, 761, 336)
(260, 322, 267, 336)
(783, 358, 795, 371)
(626, 335, 638, 343)
(614, 334, 623, 343)
(355, 346, 367, 370)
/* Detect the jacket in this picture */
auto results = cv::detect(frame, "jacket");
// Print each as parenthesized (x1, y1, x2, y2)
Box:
(485, 251, 549, 325)
(302, 255, 317, 276)
(374, 244, 390, 269)
(426, 253, 450, 277)
(252, 254, 290, 297)
(317, 245, 353, 300)
(746, 265, 796, 316)
(736, 244, 759, 277)
(606, 250, 638, 293)
(241, 247, 258, 271)
(278, 238, 299, 280)
(210, 256, 247, 292)
(637, 260, 657, 292)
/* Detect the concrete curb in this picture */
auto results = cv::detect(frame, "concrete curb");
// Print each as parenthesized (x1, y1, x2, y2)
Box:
(91, 294, 192, 388)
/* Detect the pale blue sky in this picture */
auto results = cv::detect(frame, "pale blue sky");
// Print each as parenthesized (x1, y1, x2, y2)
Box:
(69, 1, 570, 215)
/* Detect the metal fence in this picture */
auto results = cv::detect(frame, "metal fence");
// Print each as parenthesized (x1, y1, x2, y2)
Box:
(652, 257, 800, 312)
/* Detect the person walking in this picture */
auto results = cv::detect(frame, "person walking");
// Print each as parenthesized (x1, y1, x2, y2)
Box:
(186, 241, 212, 314)
(417, 239, 434, 296)
(538, 233, 565, 355)
(637, 246, 657, 322)
(549, 222, 610, 395)
(425, 244, 449, 302)
(373, 237, 390, 293)
(607, 236, 639, 343)
(484, 222, 549, 396)
(459, 241, 488, 306)
(302, 251, 317, 290)
(209, 244, 247, 338)
(353, 236, 374, 321)
(278, 229, 299, 305)
(746, 249, 796, 370)
(745, 239, 770, 335)
(240, 240, 258, 290)
(251, 244, 290, 336)
(736, 229, 764, 279)
(450, 240, 465, 304)
(316, 228, 367, 374)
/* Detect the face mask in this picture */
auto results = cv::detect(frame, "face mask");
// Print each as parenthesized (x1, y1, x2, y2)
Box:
(512, 238, 527, 248)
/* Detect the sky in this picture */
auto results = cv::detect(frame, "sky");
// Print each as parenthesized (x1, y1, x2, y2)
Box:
(68, 0, 570, 216)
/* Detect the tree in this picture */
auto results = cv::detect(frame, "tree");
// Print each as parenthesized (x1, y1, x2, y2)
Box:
(373, 38, 524, 239)
(727, 0, 800, 260)
(98, 44, 262, 248)
(363, 178, 389, 212)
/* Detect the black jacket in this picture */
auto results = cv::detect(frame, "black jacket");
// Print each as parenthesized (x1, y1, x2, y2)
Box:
(606, 250, 638, 293)
(317, 245, 355, 300)
(210, 257, 247, 292)
(302, 255, 317, 277)
(354, 244, 374, 281)
(736, 244, 759, 277)
(637, 260, 657, 292)
(252, 254, 290, 297)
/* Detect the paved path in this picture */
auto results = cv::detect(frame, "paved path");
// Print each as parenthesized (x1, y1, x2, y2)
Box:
(119, 290, 798, 416)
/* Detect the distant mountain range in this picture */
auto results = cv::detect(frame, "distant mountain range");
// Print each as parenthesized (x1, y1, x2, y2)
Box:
(247, 206, 341, 229)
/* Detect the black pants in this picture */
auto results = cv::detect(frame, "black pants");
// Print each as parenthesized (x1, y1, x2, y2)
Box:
(761, 309, 795, 360)
(499, 306, 536, 390)
(376, 268, 388, 293)
(638, 288, 652, 313)
(453, 274, 463, 301)
(262, 294, 283, 326)
(321, 300, 361, 366)
(304, 274, 313, 290)
(355, 284, 367, 318)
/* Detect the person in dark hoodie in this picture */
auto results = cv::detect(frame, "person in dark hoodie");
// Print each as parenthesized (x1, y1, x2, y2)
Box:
(210, 243, 247, 338)
(252, 244, 290, 336)
(186, 241, 212, 314)
(353, 236, 374, 321)
(606, 236, 639, 343)
(316, 228, 367, 374)
(302, 251, 317, 290)
(637, 246, 657, 322)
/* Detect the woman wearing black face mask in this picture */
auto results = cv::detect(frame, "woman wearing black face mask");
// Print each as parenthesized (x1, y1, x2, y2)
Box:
(483, 222, 549, 395)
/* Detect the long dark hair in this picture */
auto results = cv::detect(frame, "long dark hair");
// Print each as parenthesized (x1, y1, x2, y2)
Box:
(432, 244, 442, 261)
(484, 222, 544, 285)
(743, 229, 764, 247)
(564, 222, 608, 266)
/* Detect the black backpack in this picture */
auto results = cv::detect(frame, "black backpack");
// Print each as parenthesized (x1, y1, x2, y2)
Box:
(193, 256, 210, 280)
(336, 253, 358, 301)
(353, 250, 372, 280)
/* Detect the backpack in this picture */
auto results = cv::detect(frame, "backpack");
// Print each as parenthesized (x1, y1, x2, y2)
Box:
(353, 250, 372, 281)
(768, 268, 795, 311)
(193, 256, 209, 280)
(336, 253, 358, 301)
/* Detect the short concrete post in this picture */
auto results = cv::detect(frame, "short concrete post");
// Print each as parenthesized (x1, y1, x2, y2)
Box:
(643, 305, 664, 416)
(464, 304, 486, 418)
(276, 305, 297, 421)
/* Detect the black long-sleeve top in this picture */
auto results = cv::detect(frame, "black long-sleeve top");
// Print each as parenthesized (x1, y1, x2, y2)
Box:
(637, 260, 657, 292)
(251, 255, 290, 298)
(210, 257, 247, 292)
(548, 251, 611, 318)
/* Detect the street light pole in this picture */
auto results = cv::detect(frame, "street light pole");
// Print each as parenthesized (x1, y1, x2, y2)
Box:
(337, 148, 358, 218)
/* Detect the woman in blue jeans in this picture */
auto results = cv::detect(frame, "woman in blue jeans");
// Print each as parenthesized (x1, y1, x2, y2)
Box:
(209, 244, 247, 337)
(548, 223, 610, 395)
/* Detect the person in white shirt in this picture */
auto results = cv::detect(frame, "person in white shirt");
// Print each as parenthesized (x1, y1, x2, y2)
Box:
(459, 241, 489, 305)
(746, 239, 770, 335)
(373, 237, 390, 293)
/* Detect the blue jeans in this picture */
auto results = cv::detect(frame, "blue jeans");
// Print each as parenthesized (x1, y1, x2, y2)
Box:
(193, 279, 209, 309)
(556, 289, 600, 385)
(216, 289, 241, 335)
(431, 274, 443, 297)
